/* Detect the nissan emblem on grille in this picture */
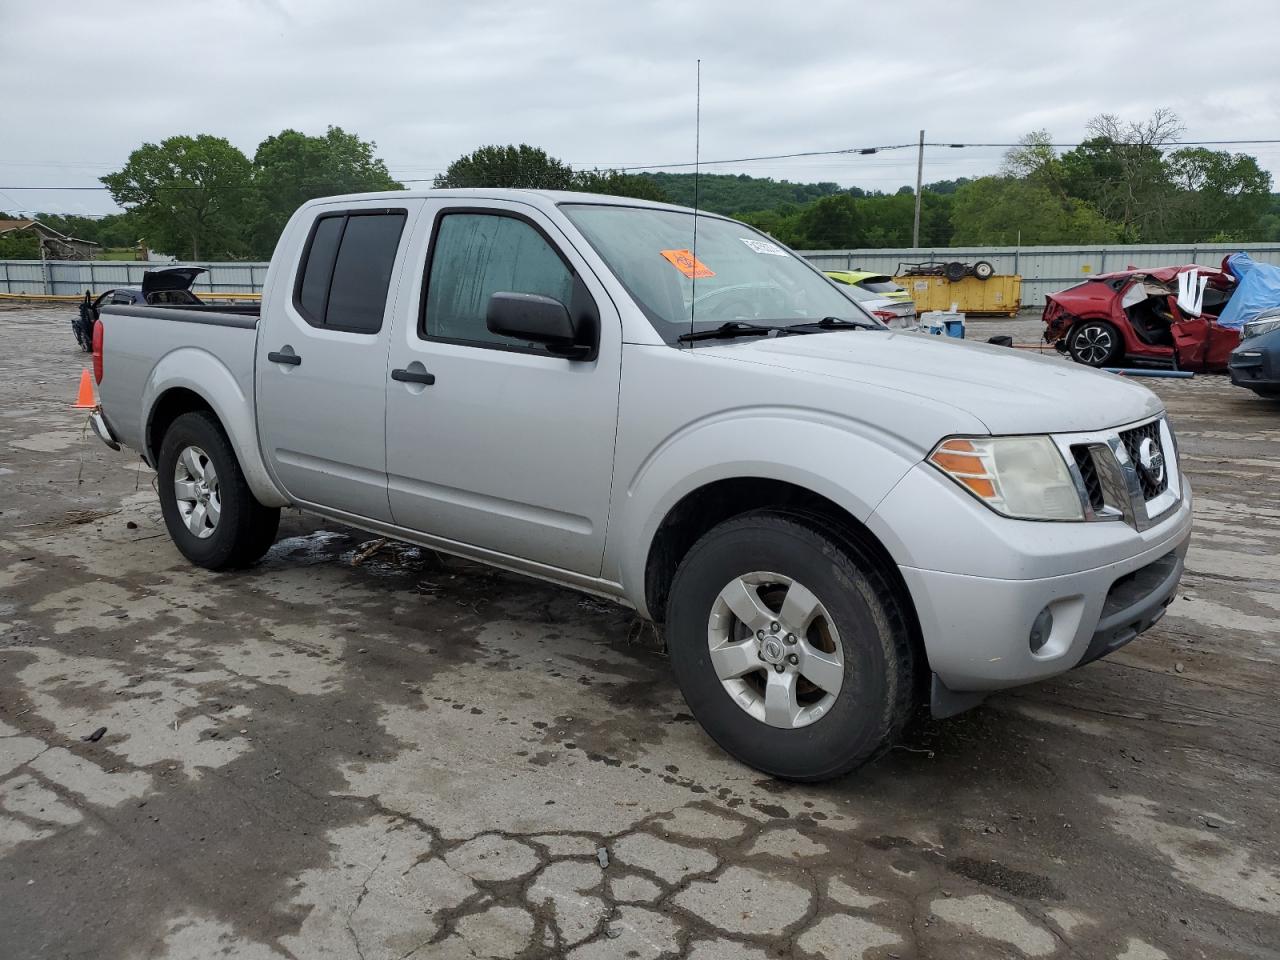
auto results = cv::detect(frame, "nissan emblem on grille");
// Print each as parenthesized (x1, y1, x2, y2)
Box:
(1138, 436, 1166, 486)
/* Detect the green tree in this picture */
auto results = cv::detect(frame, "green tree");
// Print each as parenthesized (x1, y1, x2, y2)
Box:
(101, 135, 252, 259)
(1260, 193, 1280, 241)
(249, 126, 401, 257)
(640, 172, 842, 216)
(855, 192, 954, 248)
(1164, 148, 1272, 242)
(1002, 130, 1061, 186)
(434, 144, 575, 189)
(951, 176, 1120, 245)
(573, 170, 669, 202)
(791, 194, 864, 249)
(0, 231, 39, 259)
(921, 177, 972, 196)
(1058, 109, 1182, 240)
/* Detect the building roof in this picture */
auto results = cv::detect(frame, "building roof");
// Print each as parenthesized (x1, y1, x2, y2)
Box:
(0, 218, 100, 247)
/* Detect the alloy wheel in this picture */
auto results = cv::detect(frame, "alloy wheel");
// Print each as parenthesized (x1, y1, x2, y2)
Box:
(1074, 325, 1114, 365)
(173, 445, 220, 539)
(706, 571, 844, 729)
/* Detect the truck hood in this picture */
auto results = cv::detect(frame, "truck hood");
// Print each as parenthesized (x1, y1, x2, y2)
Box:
(699, 330, 1164, 434)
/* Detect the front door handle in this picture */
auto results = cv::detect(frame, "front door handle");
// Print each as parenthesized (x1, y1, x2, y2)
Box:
(268, 350, 302, 366)
(391, 367, 435, 385)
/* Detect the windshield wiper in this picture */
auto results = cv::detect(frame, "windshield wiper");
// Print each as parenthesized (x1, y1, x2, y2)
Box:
(676, 321, 803, 343)
(788, 316, 883, 331)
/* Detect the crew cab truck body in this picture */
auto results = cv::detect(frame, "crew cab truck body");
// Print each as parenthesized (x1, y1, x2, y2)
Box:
(91, 189, 1192, 781)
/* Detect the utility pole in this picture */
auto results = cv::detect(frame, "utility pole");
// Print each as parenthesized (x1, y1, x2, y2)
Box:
(912, 129, 924, 249)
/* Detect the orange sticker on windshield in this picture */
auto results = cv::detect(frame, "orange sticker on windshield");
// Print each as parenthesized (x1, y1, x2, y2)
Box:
(660, 249, 715, 279)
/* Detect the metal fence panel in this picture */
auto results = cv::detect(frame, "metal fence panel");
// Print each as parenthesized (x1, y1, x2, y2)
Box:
(5, 243, 1280, 307)
(0, 260, 271, 297)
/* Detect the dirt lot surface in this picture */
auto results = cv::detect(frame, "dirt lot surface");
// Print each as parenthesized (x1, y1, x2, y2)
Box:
(2, 305, 1277, 960)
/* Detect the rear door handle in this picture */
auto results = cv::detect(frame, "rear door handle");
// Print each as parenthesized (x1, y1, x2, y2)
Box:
(391, 367, 435, 385)
(268, 350, 302, 366)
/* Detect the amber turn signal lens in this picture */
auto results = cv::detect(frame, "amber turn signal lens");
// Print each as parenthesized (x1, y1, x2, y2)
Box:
(931, 452, 985, 474)
(957, 476, 997, 498)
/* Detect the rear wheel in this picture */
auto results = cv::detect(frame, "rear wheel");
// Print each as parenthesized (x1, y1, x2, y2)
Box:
(1068, 320, 1122, 367)
(157, 411, 280, 570)
(665, 512, 916, 781)
(972, 260, 995, 280)
(944, 261, 967, 282)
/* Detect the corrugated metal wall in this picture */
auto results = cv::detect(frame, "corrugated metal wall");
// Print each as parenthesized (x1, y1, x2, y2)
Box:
(4, 242, 1280, 307)
(0, 260, 270, 297)
(798, 243, 1280, 307)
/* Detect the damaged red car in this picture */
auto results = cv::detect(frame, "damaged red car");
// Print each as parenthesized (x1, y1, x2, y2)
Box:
(1043, 262, 1240, 371)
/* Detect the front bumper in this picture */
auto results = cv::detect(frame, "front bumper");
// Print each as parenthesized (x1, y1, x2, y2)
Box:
(894, 478, 1192, 697)
(1228, 349, 1279, 391)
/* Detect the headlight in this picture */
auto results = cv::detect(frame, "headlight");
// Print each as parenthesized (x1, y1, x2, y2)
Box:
(929, 436, 1084, 521)
(1243, 316, 1280, 340)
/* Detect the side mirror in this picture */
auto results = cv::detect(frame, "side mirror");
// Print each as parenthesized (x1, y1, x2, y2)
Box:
(486, 292, 591, 359)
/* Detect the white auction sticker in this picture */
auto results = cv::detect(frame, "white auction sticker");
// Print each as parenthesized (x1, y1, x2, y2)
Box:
(739, 237, 787, 256)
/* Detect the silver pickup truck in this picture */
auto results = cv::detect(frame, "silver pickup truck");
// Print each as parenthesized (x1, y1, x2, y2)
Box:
(90, 189, 1192, 781)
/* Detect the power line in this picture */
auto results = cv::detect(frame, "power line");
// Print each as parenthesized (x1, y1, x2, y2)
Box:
(5, 135, 1280, 195)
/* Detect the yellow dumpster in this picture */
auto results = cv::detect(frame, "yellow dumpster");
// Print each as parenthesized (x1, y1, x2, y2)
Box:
(895, 274, 1021, 317)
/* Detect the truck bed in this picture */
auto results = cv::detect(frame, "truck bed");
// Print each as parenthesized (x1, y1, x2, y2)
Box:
(97, 302, 261, 461)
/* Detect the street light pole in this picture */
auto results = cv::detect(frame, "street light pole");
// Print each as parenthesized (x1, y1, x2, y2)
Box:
(912, 129, 924, 249)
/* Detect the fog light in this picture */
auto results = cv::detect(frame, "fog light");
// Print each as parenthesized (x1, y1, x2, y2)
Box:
(1029, 607, 1053, 653)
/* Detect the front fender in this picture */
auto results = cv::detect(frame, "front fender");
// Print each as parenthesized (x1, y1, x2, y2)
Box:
(606, 409, 922, 615)
(142, 348, 290, 508)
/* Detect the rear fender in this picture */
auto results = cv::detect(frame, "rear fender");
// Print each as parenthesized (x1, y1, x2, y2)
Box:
(142, 347, 289, 508)
(1044, 281, 1127, 342)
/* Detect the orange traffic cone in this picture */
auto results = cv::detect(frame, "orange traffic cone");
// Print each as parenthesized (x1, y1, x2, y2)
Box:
(72, 369, 96, 409)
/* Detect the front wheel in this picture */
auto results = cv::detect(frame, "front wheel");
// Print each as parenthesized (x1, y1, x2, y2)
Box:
(1068, 320, 1122, 367)
(157, 411, 280, 570)
(665, 512, 917, 781)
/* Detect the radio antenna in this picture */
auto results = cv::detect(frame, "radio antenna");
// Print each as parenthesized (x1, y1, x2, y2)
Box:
(689, 58, 701, 346)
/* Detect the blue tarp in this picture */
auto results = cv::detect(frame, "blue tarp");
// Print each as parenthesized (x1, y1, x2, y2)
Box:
(1218, 252, 1280, 329)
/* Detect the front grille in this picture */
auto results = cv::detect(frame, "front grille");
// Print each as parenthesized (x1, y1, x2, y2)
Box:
(1119, 421, 1169, 500)
(1071, 445, 1105, 512)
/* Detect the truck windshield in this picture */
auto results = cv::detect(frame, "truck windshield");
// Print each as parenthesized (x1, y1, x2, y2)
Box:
(560, 203, 878, 344)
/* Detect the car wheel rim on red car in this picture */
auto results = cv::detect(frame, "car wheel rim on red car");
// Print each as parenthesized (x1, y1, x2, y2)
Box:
(1076, 326, 1113, 364)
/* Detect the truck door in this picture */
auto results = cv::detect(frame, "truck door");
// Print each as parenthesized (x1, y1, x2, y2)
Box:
(256, 202, 420, 521)
(384, 201, 621, 576)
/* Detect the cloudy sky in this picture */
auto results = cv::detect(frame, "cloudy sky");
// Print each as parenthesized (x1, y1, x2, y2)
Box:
(3, 0, 1279, 217)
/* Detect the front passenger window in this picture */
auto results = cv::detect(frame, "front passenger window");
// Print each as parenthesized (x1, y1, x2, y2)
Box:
(422, 213, 574, 348)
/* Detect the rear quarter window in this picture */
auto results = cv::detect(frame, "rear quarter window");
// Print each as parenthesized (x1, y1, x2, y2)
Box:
(294, 209, 407, 333)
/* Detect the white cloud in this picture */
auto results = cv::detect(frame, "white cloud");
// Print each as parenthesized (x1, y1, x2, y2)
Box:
(1, 0, 1278, 215)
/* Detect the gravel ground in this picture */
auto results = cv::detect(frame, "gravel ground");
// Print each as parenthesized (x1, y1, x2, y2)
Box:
(1, 304, 1278, 960)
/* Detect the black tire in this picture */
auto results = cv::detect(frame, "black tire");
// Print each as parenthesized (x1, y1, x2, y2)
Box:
(972, 260, 995, 280)
(944, 261, 967, 282)
(665, 511, 917, 781)
(1068, 320, 1122, 367)
(157, 411, 280, 570)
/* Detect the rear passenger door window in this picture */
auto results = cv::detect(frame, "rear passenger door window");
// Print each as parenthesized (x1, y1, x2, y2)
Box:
(294, 209, 407, 333)
(421, 212, 575, 350)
